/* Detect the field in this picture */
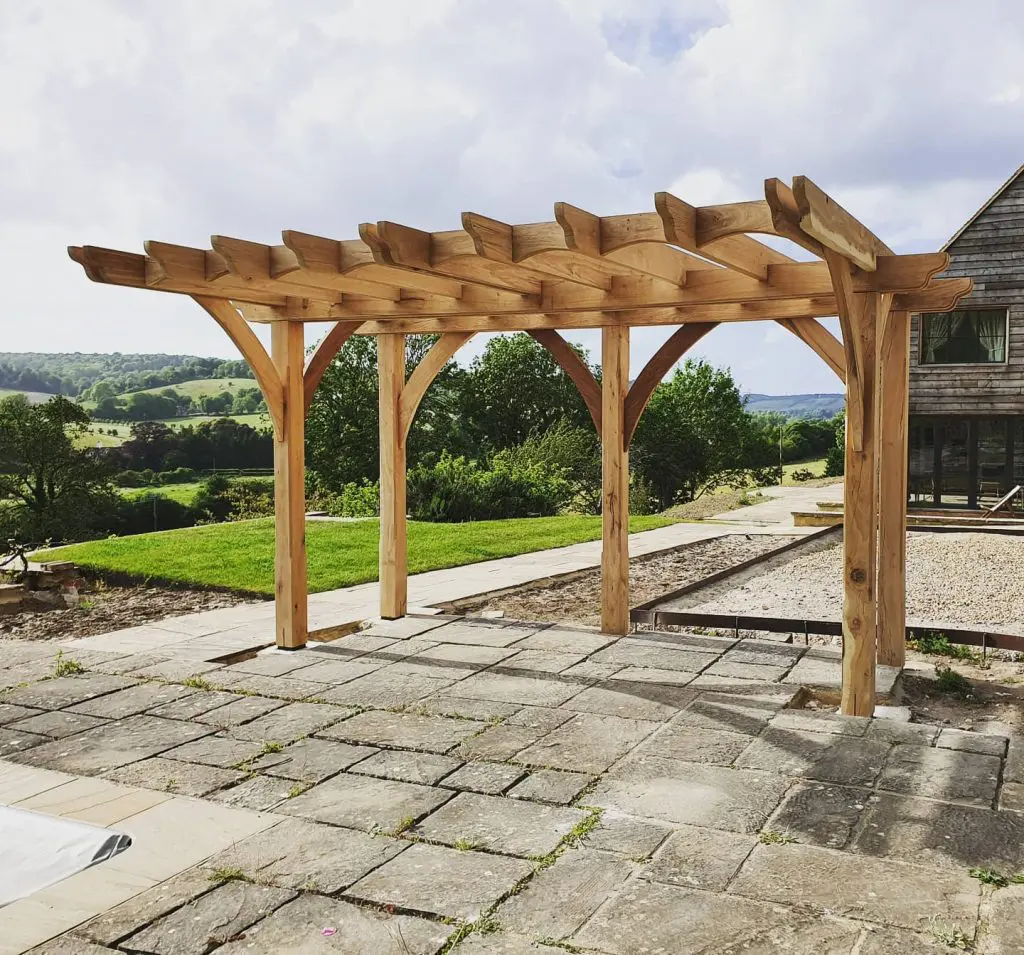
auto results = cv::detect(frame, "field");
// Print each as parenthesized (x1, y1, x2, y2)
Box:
(41, 514, 678, 594)
(123, 377, 256, 399)
(781, 457, 829, 484)
(119, 475, 271, 507)
(79, 412, 270, 448)
(0, 387, 57, 404)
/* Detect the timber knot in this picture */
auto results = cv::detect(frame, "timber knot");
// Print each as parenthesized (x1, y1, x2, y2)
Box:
(850, 568, 867, 584)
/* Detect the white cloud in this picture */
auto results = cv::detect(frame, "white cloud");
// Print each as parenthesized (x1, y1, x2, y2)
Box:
(1, 0, 1021, 393)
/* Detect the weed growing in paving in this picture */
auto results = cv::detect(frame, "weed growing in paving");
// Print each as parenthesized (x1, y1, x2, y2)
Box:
(759, 830, 796, 846)
(287, 783, 308, 799)
(909, 632, 978, 662)
(53, 651, 84, 678)
(260, 741, 283, 754)
(969, 867, 1024, 888)
(208, 867, 253, 884)
(437, 916, 500, 954)
(392, 815, 416, 835)
(935, 665, 975, 699)
(453, 838, 481, 852)
(931, 922, 974, 950)
(182, 675, 213, 690)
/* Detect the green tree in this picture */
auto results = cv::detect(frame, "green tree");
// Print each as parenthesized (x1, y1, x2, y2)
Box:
(306, 334, 469, 492)
(632, 359, 778, 508)
(0, 395, 118, 543)
(460, 334, 594, 451)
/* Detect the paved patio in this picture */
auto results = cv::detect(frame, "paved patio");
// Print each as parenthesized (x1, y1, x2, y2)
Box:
(1, 614, 1022, 953)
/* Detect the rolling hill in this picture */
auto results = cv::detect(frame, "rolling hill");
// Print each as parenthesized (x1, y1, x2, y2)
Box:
(744, 393, 844, 418)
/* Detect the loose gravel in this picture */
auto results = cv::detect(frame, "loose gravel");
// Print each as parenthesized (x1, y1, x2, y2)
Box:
(661, 531, 1024, 636)
(450, 533, 794, 627)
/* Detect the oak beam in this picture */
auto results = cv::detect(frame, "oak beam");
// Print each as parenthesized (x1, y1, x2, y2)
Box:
(776, 318, 846, 383)
(601, 325, 630, 636)
(378, 333, 407, 619)
(271, 321, 308, 650)
(304, 321, 362, 413)
(528, 329, 602, 433)
(825, 250, 888, 716)
(624, 323, 718, 445)
(876, 309, 910, 668)
(764, 179, 826, 257)
(192, 297, 285, 438)
(793, 176, 893, 272)
(400, 332, 475, 440)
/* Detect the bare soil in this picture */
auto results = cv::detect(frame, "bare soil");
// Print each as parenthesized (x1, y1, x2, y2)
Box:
(0, 582, 257, 642)
(451, 533, 792, 627)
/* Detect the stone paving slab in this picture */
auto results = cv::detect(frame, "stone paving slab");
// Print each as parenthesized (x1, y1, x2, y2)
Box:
(851, 792, 1024, 872)
(513, 712, 658, 774)
(573, 879, 789, 954)
(413, 791, 586, 857)
(279, 771, 451, 832)
(208, 817, 405, 893)
(121, 881, 295, 955)
(347, 842, 532, 919)
(10, 715, 212, 774)
(728, 842, 979, 932)
(591, 759, 789, 832)
(497, 847, 632, 939)
(319, 709, 487, 754)
(104, 756, 246, 797)
(251, 737, 377, 782)
(10, 616, 1024, 955)
(210, 893, 451, 954)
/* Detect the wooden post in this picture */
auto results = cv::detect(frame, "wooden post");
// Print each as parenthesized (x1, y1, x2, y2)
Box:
(601, 325, 630, 635)
(876, 309, 910, 667)
(378, 333, 407, 619)
(271, 321, 308, 649)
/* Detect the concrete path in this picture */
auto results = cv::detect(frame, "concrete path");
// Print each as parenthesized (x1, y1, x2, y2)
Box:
(713, 482, 843, 524)
(63, 514, 818, 661)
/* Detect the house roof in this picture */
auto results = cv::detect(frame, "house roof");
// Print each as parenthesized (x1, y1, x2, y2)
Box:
(944, 161, 1024, 250)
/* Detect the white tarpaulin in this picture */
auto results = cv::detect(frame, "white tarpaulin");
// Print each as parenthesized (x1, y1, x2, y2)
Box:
(0, 805, 131, 906)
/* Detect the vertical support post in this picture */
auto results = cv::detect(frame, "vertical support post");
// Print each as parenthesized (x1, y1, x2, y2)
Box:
(825, 250, 886, 716)
(378, 333, 407, 619)
(601, 325, 630, 635)
(876, 309, 910, 668)
(967, 418, 979, 509)
(271, 321, 308, 649)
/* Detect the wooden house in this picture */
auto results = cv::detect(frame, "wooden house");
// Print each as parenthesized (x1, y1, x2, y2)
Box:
(909, 163, 1024, 507)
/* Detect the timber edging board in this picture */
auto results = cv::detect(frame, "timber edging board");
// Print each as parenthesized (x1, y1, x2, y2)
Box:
(630, 608, 1024, 654)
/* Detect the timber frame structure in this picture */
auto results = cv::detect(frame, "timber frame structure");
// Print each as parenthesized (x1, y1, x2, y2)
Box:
(70, 176, 972, 716)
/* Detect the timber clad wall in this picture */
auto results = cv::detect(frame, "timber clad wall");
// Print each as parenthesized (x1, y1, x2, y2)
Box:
(909, 170, 1024, 415)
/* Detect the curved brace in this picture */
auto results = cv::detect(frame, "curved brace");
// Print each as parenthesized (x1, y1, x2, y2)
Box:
(623, 323, 717, 447)
(399, 332, 475, 441)
(527, 329, 602, 433)
(193, 296, 284, 438)
(776, 317, 846, 384)
(303, 321, 362, 414)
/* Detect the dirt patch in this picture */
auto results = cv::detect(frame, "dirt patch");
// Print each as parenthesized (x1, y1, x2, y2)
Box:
(895, 655, 1024, 734)
(450, 534, 793, 627)
(0, 582, 258, 642)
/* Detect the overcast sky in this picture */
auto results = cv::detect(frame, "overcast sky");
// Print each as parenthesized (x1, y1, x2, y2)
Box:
(3, 0, 1022, 394)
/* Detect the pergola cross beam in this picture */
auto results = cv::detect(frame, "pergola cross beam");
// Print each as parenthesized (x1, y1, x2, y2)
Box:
(69, 176, 973, 718)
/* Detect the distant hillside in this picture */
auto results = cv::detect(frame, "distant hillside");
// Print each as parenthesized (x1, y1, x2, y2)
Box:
(0, 386, 56, 405)
(744, 393, 844, 419)
(0, 351, 252, 398)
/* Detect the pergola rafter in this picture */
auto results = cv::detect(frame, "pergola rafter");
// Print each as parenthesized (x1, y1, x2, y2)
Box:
(69, 176, 973, 716)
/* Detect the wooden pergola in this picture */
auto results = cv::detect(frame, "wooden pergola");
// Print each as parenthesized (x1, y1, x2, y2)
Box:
(70, 176, 971, 716)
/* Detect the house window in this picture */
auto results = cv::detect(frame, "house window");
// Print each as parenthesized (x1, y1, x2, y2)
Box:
(920, 308, 1008, 364)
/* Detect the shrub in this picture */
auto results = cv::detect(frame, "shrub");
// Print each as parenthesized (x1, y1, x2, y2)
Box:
(791, 467, 815, 482)
(318, 481, 380, 518)
(115, 493, 195, 534)
(156, 467, 197, 485)
(407, 451, 569, 522)
(113, 470, 151, 487)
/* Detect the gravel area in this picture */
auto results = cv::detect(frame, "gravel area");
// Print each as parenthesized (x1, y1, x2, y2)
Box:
(450, 533, 794, 627)
(661, 531, 1024, 636)
(0, 583, 258, 642)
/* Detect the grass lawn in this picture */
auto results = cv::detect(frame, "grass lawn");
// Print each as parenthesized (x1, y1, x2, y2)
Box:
(781, 457, 828, 485)
(42, 514, 678, 595)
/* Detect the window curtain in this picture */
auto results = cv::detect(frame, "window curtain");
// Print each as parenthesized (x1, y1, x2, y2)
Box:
(975, 311, 1006, 362)
(924, 312, 954, 363)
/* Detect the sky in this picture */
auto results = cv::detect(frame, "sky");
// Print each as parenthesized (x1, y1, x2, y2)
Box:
(2, 0, 1022, 394)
